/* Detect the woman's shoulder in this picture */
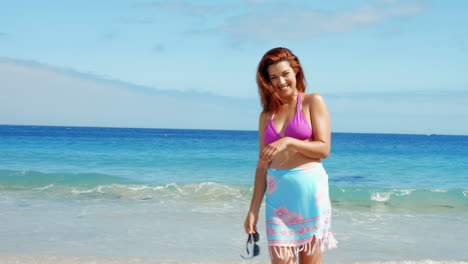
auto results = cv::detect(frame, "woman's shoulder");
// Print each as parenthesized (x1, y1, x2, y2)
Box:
(258, 111, 272, 132)
(302, 92, 326, 105)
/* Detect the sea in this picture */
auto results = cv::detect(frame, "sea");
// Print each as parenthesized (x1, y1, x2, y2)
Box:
(0, 125, 467, 264)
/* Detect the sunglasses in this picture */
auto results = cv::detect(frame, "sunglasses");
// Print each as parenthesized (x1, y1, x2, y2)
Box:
(241, 231, 260, 259)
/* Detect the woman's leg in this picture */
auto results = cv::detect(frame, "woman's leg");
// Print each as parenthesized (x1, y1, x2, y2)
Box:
(298, 237, 322, 264)
(270, 246, 297, 264)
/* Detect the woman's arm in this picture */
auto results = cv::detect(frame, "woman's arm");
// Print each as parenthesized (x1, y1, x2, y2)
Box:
(247, 160, 269, 215)
(244, 112, 270, 234)
(260, 93, 331, 162)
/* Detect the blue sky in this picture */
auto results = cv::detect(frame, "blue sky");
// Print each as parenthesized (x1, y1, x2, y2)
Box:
(1, 0, 467, 134)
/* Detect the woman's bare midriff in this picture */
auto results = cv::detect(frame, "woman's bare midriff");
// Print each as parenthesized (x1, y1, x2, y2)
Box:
(269, 148, 321, 170)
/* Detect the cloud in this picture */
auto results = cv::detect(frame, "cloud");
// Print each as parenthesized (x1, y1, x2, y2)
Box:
(216, 0, 425, 41)
(0, 57, 227, 98)
(0, 58, 157, 96)
(1, 57, 465, 135)
(326, 90, 468, 135)
(0, 58, 259, 130)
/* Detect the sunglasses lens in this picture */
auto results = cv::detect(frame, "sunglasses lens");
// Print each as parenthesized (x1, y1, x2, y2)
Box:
(253, 232, 259, 242)
(254, 244, 260, 256)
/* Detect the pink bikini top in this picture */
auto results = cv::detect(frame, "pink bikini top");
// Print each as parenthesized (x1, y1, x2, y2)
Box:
(264, 93, 313, 145)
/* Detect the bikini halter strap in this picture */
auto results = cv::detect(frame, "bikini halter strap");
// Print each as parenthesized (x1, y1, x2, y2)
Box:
(270, 93, 302, 120)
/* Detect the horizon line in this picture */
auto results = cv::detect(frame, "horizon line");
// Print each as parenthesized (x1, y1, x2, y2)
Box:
(1, 123, 466, 137)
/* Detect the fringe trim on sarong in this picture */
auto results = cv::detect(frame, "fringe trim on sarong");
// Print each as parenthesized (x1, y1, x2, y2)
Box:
(268, 232, 338, 260)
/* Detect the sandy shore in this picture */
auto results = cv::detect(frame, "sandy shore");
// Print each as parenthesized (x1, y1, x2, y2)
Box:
(0, 253, 271, 264)
(1, 254, 467, 264)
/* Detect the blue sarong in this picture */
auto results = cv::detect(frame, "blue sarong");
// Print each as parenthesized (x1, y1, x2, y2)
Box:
(265, 163, 337, 258)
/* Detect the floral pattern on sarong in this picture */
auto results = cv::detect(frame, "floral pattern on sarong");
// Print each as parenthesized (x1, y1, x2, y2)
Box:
(271, 206, 305, 224)
(265, 164, 336, 253)
(266, 175, 281, 195)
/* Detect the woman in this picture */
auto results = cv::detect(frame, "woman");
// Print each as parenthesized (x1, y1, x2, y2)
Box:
(244, 47, 337, 264)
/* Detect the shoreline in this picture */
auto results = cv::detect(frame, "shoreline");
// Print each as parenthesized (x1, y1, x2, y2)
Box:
(0, 253, 269, 264)
(0, 253, 466, 264)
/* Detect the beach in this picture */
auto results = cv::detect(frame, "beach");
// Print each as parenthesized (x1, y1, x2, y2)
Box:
(1, 255, 467, 264)
(1, 125, 467, 263)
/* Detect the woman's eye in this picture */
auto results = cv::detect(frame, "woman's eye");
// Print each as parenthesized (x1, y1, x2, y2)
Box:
(270, 76, 277, 80)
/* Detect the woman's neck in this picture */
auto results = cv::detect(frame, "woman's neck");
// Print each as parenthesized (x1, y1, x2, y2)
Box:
(283, 92, 299, 104)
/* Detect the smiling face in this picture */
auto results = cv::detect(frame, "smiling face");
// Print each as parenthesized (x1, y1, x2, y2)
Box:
(267, 60, 298, 99)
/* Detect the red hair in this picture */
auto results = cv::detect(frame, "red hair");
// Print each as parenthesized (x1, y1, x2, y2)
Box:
(256, 47, 306, 113)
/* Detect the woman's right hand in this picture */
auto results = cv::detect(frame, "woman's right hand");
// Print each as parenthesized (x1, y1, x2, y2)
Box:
(244, 211, 258, 234)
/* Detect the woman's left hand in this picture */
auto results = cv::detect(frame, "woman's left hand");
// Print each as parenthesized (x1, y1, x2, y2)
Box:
(260, 137, 291, 163)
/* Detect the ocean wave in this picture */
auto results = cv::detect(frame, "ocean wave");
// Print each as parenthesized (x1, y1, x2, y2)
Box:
(329, 186, 468, 212)
(0, 169, 251, 202)
(0, 169, 135, 190)
(1, 170, 467, 211)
